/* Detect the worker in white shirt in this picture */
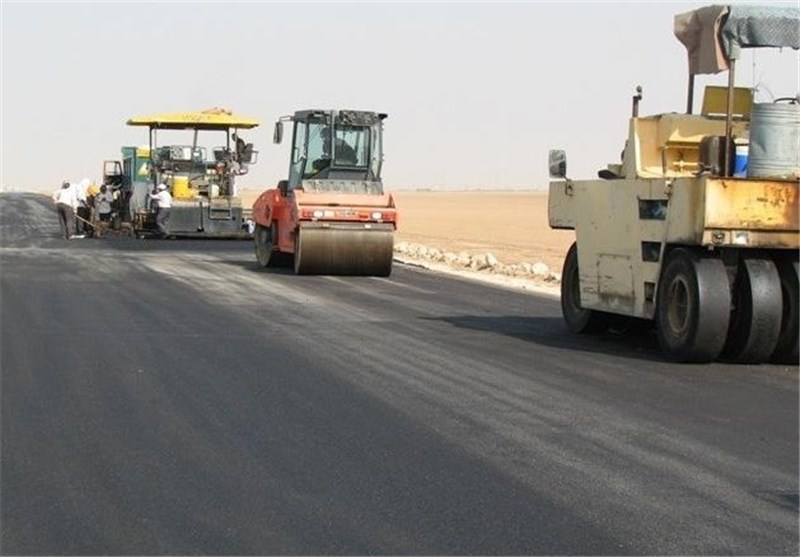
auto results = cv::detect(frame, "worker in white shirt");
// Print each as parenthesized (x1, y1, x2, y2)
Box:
(94, 185, 115, 222)
(52, 181, 78, 239)
(75, 178, 92, 236)
(148, 181, 173, 238)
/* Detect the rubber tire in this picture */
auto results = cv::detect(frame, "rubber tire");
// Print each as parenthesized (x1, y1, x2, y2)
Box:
(561, 242, 609, 334)
(656, 248, 731, 363)
(254, 223, 275, 268)
(770, 257, 799, 365)
(721, 257, 782, 364)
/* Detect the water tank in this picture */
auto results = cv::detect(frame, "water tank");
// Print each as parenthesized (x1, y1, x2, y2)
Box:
(747, 102, 800, 180)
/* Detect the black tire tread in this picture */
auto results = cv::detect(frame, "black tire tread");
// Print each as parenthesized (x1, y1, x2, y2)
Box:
(656, 248, 731, 363)
(561, 242, 609, 334)
(721, 257, 782, 364)
(770, 257, 799, 365)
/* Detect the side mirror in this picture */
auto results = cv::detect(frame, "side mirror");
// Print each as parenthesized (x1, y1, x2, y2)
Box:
(549, 149, 567, 179)
(273, 122, 283, 144)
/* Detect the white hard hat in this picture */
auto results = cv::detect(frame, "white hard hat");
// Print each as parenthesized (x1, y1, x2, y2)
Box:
(157, 184, 168, 191)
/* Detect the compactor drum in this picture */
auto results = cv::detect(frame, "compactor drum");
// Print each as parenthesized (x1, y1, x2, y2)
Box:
(252, 110, 397, 276)
(548, 5, 799, 364)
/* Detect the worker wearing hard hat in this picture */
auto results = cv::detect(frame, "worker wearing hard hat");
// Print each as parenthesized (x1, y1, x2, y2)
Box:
(148, 181, 173, 239)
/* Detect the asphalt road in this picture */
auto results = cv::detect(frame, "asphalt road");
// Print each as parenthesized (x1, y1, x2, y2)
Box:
(1, 192, 797, 556)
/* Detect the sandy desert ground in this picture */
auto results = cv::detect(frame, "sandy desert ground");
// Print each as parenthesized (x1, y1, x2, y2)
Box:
(389, 190, 573, 270)
(240, 189, 575, 294)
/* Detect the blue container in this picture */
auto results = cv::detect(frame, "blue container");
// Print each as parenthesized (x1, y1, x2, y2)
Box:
(733, 145, 748, 177)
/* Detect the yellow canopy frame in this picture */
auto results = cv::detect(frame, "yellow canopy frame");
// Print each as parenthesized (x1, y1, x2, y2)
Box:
(127, 107, 260, 130)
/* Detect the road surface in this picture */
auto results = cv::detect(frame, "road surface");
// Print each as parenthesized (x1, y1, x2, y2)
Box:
(1, 193, 797, 555)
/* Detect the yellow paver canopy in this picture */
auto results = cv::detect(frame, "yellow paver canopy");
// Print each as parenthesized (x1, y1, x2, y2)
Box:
(127, 107, 260, 130)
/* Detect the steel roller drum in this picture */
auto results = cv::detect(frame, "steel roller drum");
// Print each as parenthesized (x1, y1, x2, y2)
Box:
(294, 222, 394, 276)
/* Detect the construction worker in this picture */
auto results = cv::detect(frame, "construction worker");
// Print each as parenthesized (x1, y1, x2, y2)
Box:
(321, 127, 357, 166)
(305, 127, 356, 173)
(75, 178, 92, 236)
(334, 137, 358, 165)
(52, 181, 77, 239)
(148, 181, 172, 238)
(233, 131, 246, 161)
(94, 185, 114, 223)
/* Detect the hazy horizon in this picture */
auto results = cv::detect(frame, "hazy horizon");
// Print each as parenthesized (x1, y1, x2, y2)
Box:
(2, 1, 798, 194)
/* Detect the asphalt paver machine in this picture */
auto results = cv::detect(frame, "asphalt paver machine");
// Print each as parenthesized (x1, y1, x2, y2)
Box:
(123, 107, 260, 238)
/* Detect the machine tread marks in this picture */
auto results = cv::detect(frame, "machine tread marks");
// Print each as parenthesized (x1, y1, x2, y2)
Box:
(561, 242, 611, 334)
(656, 248, 731, 363)
(771, 257, 799, 364)
(721, 256, 783, 364)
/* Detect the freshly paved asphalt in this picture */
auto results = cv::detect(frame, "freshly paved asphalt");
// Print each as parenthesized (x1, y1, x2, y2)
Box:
(1, 192, 797, 555)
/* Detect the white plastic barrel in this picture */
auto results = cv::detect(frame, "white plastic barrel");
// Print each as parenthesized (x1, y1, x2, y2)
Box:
(747, 102, 800, 180)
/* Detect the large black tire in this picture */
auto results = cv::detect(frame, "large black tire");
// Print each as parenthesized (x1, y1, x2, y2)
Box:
(561, 242, 609, 334)
(656, 248, 731, 363)
(770, 257, 799, 365)
(721, 257, 782, 364)
(254, 223, 276, 268)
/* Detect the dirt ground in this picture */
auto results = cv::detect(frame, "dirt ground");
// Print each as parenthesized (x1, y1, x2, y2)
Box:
(390, 190, 574, 274)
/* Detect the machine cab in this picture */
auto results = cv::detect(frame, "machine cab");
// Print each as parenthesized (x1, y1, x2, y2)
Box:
(275, 109, 387, 191)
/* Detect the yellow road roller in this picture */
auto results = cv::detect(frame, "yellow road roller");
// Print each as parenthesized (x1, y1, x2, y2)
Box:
(548, 4, 799, 364)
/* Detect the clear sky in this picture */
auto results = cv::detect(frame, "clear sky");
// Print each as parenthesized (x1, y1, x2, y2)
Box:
(1, 1, 798, 192)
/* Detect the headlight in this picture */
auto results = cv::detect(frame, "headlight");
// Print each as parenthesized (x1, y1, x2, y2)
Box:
(312, 210, 323, 218)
